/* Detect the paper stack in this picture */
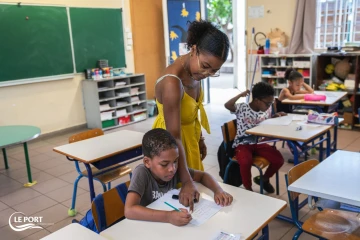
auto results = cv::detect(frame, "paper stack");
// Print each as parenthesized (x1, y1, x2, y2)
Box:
(116, 101, 128, 106)
(99, 104, 110, 111)
(100, 111, 114, 121)
(116, 92, 130, 97)
(131, 96, 140, 102)
(130, 87, 139, 94)
(116, 109, 127, 117)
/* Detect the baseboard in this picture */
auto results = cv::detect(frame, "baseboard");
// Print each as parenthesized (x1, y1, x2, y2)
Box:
(37, 123, 88, 141)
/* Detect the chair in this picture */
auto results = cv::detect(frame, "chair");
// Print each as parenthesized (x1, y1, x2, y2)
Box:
(221, 120, 280, 195)
(286, 160, 360, 240)
(67, 128, 132, 217)
(92, 181, 130, 232)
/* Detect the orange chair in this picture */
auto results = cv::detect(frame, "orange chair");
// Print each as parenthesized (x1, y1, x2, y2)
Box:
(286, 160, 360, 240)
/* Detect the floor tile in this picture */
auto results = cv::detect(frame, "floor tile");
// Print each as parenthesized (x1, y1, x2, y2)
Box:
(2, 166, 41, 181)
(12, 195, 57, 216)
(45, 184, 86, 203)
(0, 180, 24, 197)
(0, 188, 42, 207)
(17, 171, 54, 185)
(0, 201, 8, 212)
(62, 191, 91, 215)
(32, 178, 69, 194)
(21, 229, 51, 240)
(44, 163, 75, 177)
(0, 208, 16, 228)
(30, 204, 70, 227)
(9, 149, 41, 161)
(0, 224, 44, 240)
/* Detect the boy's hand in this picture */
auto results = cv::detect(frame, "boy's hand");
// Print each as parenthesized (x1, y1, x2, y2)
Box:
(214, 190, 233, 207)
(240, 90, 250, 97)
(167, 209, 192, 226)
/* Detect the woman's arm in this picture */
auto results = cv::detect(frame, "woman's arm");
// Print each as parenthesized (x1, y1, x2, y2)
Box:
(192, 170, 233, 206)
(297, 82, 314, 94)
(158, 77, 199, 211)
(224, 90, 250, 112)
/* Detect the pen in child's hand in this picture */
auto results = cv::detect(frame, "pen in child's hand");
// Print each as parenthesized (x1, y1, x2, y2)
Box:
(164, 201, 180, 212)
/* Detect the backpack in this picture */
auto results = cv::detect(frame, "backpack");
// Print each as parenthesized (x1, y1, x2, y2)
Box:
(73, 209, 98, 233)
(217, 141, 242, 187)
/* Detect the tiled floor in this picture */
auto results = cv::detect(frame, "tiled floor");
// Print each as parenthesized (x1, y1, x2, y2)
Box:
(1, 101, 360, 240)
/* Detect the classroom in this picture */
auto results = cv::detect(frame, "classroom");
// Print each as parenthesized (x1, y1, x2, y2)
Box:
(0, 0, 360, 239)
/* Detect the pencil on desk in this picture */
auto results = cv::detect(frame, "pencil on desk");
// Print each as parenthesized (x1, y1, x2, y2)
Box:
(164, 201, 180, 212)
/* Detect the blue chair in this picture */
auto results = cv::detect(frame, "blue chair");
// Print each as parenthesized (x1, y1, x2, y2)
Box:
(91, 181, 130, 232)
(285, 160, 360, 239)
(66, 129, 132, 216)
(221, 120, 280, 195)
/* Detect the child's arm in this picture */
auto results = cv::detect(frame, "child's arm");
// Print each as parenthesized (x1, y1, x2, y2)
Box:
(297, 82, 314, 94)
(192, 170, 233, 206)
(282, 88, 306, 100)
(224, 90, 250, 112)
(125, 192, 192, 226)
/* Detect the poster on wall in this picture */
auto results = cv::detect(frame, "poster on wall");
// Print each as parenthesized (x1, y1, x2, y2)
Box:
(167, 0, 201, 65)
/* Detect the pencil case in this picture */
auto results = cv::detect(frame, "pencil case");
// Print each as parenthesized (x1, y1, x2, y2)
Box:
(307, 110, 338, 125)
(304, 94, 326, 102)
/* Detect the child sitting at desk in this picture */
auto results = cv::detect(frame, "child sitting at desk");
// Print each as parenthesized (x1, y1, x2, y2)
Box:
(224, 82, 285, 193)
(125, 128, 233, 226)
(277, 68, 314, 113)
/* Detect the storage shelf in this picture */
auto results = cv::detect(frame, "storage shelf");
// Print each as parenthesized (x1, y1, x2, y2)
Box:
(98, 83, 145, 92)
(110, 108, 148, 120)
(82, 73, 148, 131)
(99, 91, 146, 102)
(261, 65, 311, 69)
(103, 118, 147, 131)
(262, 75, 310, 79)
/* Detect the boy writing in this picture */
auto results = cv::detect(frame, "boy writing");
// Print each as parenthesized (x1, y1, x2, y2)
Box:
(125, 128, 233, 226)
(224, 82, 285, 193)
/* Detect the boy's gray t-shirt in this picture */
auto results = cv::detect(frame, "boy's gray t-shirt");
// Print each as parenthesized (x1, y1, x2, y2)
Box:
(128, 164, 194, 207)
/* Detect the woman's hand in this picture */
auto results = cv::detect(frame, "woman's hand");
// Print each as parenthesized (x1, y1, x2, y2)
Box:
(179, 181, 200, 212)
(199, 138, 207, 161)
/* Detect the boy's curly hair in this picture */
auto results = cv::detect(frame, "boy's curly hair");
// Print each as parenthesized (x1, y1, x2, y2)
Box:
(142, 128, 178, 158)
(252, 82, 275, 100)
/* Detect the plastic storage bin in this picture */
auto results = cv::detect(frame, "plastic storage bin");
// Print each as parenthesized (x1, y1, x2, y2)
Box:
(102, 119, 116, 128)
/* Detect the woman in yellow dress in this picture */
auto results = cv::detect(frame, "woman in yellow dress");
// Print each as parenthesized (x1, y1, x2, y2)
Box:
(152, 20, 230, 209)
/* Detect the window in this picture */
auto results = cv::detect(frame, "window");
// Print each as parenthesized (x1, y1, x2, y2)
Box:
(315, 0, 360, 49)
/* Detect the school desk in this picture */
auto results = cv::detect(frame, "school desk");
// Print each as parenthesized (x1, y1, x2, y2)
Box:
(281, 91, 347, 107)
(289, 150, 360, 207)
(100, 182, 287, 240)
(0, 125, 40, 187)
(40, 223, 106, 240)
(53, 130, 144, 201)
(246, 118, 332, 165)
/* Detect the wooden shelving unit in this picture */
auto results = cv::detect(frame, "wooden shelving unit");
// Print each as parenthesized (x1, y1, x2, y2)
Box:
(316, 54, 360, 129)
(82, 74, 148, 131)
(260, 54, 314, 97)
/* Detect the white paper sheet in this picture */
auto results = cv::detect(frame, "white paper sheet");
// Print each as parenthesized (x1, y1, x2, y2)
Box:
(212, 231, 241, 240)
(160, 189, 222, 226)
(291, 115, 307, 121)
(259, 115, 293, 126)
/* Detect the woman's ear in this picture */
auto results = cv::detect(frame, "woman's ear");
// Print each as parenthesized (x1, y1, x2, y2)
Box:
(143, 156, 151, 168)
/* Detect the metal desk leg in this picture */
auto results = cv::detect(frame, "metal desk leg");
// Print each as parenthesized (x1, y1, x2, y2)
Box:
(326, 131, 331, 157)
(23, 142, 37, 187)
(287, 141, 300, 165)
(332, 125, 338, 152)
(319, 135, 324, 162)
(84, 163, 96, 201)
(2, 148, 9, 169)
(261, 225, 269, 240)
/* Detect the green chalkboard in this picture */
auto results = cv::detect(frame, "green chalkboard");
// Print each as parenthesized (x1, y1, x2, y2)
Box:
(70, 8, 126, 73)
(0, 5, 73, 82)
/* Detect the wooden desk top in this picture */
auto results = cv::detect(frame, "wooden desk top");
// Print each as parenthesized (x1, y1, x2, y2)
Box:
(288, 150, 360, 207)
(282, 91, 347, 106)
(53, 130, 144, 163)
(246, 120, 331, 142)
(101, 182, 286, 240)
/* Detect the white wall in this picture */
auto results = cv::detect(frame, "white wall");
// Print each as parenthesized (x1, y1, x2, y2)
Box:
(0, 0, 134, 134)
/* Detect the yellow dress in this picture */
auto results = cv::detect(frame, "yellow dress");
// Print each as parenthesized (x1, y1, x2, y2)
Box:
(152, 74, 210, 171)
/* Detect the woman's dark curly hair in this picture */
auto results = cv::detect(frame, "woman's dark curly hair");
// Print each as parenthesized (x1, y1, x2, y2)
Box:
(186, 20, 230, 61)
